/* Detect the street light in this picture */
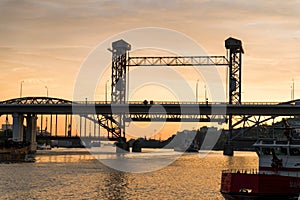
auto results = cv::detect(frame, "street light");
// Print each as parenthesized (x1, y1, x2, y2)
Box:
(20, 80, 24, 98)
(204, 84, 208, 103)
(291, 79, 295, 100)
(45, 86, 48, 97)
(196, 79, 199, 103)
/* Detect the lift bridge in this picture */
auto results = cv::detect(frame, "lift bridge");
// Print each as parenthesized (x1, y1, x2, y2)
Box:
(1, 37, 300, 155)
(107, 37, 242, 141)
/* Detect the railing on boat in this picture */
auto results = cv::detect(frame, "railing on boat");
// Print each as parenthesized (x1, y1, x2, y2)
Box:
(254, 138, 300, 146)
(222, 169, 259, 174)
(222, 169, 300, 177)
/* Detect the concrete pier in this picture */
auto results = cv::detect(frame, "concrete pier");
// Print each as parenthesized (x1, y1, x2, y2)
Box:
(116, 138, 129, 153)
(26, 114, 37, 152)
(12, 113, 24, 142)
(223, 143, 234, 156)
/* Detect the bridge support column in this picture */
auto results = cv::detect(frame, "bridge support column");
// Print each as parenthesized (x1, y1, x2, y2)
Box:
(223, 143, 234, 156)
(12, 113, 24, 142)
(116, 138, 129, 153)
(223, 116, 234, 156)
(26, 115, 37, 152)
(223, 37, 244, 156)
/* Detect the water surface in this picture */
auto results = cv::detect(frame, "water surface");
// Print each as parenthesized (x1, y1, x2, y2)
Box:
(0, 149, 258, 199)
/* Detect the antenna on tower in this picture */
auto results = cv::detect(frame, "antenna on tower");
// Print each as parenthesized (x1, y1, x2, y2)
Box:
(291, 79, 295, 100)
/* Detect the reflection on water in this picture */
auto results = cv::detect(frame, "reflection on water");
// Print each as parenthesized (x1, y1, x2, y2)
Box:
(0, 149, 258, 200)
(101, 171, 128, 200)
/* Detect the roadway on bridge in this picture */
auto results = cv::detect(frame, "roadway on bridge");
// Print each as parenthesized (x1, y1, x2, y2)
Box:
(0, 102, 300, 116)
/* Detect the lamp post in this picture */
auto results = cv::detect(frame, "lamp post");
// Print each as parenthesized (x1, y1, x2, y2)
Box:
(204, 84, 208, 103)
(154, 129, 157, 140)
(291, 79, 295, 101)
(45, 86, 48, 97)
(105, 80, 109, 103)
(20, 80, 24, 98)
(196, 79, 199, 103)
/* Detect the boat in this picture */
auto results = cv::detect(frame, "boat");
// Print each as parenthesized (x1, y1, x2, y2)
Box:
(174, 145, 199, 152)
(174, 138, 199, 152)
(37, 143, 52, 150)
(220, 138, 300, 199)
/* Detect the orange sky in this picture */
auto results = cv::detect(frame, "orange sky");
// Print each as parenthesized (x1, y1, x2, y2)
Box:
(0, 1, 299, 138)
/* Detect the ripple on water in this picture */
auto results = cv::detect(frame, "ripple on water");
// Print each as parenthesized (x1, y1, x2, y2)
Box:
(0, 150, 257, 199)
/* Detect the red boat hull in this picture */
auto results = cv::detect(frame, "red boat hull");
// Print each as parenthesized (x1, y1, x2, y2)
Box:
(221, 192, 298, 200)
(220, 172, 300, 200)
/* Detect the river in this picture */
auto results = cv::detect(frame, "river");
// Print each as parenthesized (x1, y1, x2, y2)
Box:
(0, 149, 258, 200)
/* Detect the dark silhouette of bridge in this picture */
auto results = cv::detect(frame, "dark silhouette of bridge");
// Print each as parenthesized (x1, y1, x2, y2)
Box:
(1, 97, 300, 116)
(1, 38, 298, 155)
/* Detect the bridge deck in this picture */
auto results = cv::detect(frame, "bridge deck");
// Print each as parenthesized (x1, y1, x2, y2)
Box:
(0, 102, 300, 116)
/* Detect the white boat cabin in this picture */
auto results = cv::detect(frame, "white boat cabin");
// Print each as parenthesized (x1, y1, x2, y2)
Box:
(254, 139, 300, 176)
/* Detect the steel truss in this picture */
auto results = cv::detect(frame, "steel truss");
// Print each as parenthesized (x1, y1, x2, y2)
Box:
(101, 38, 243, 141)
(224, 38, 244, 147)
(128, 56, 228, 66)
(225, 38, 243, 105)
(230, 100, 299, 140)
(104, 40, 131, 140)
(80, 114, 121, 141)
(0, 97, 72, 105)
(230, 115, 276, 140)
(124, 114, 226, 123)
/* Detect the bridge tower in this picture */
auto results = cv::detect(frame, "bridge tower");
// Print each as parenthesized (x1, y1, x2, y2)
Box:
(109, 39, 131, 140)
(226, 37, 244, 105)
(224, 37, 244, 155)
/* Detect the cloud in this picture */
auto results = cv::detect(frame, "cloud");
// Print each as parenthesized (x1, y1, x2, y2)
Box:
(0, 0, 299, 102)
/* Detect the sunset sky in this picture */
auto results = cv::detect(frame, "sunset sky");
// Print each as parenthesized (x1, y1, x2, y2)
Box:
(0, 1, 299, 138)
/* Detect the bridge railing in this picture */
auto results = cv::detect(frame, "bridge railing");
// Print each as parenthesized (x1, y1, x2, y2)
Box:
(239, 102, 282, 105)
(0, 96, 296, 106)
(72, 101, 283, 105)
